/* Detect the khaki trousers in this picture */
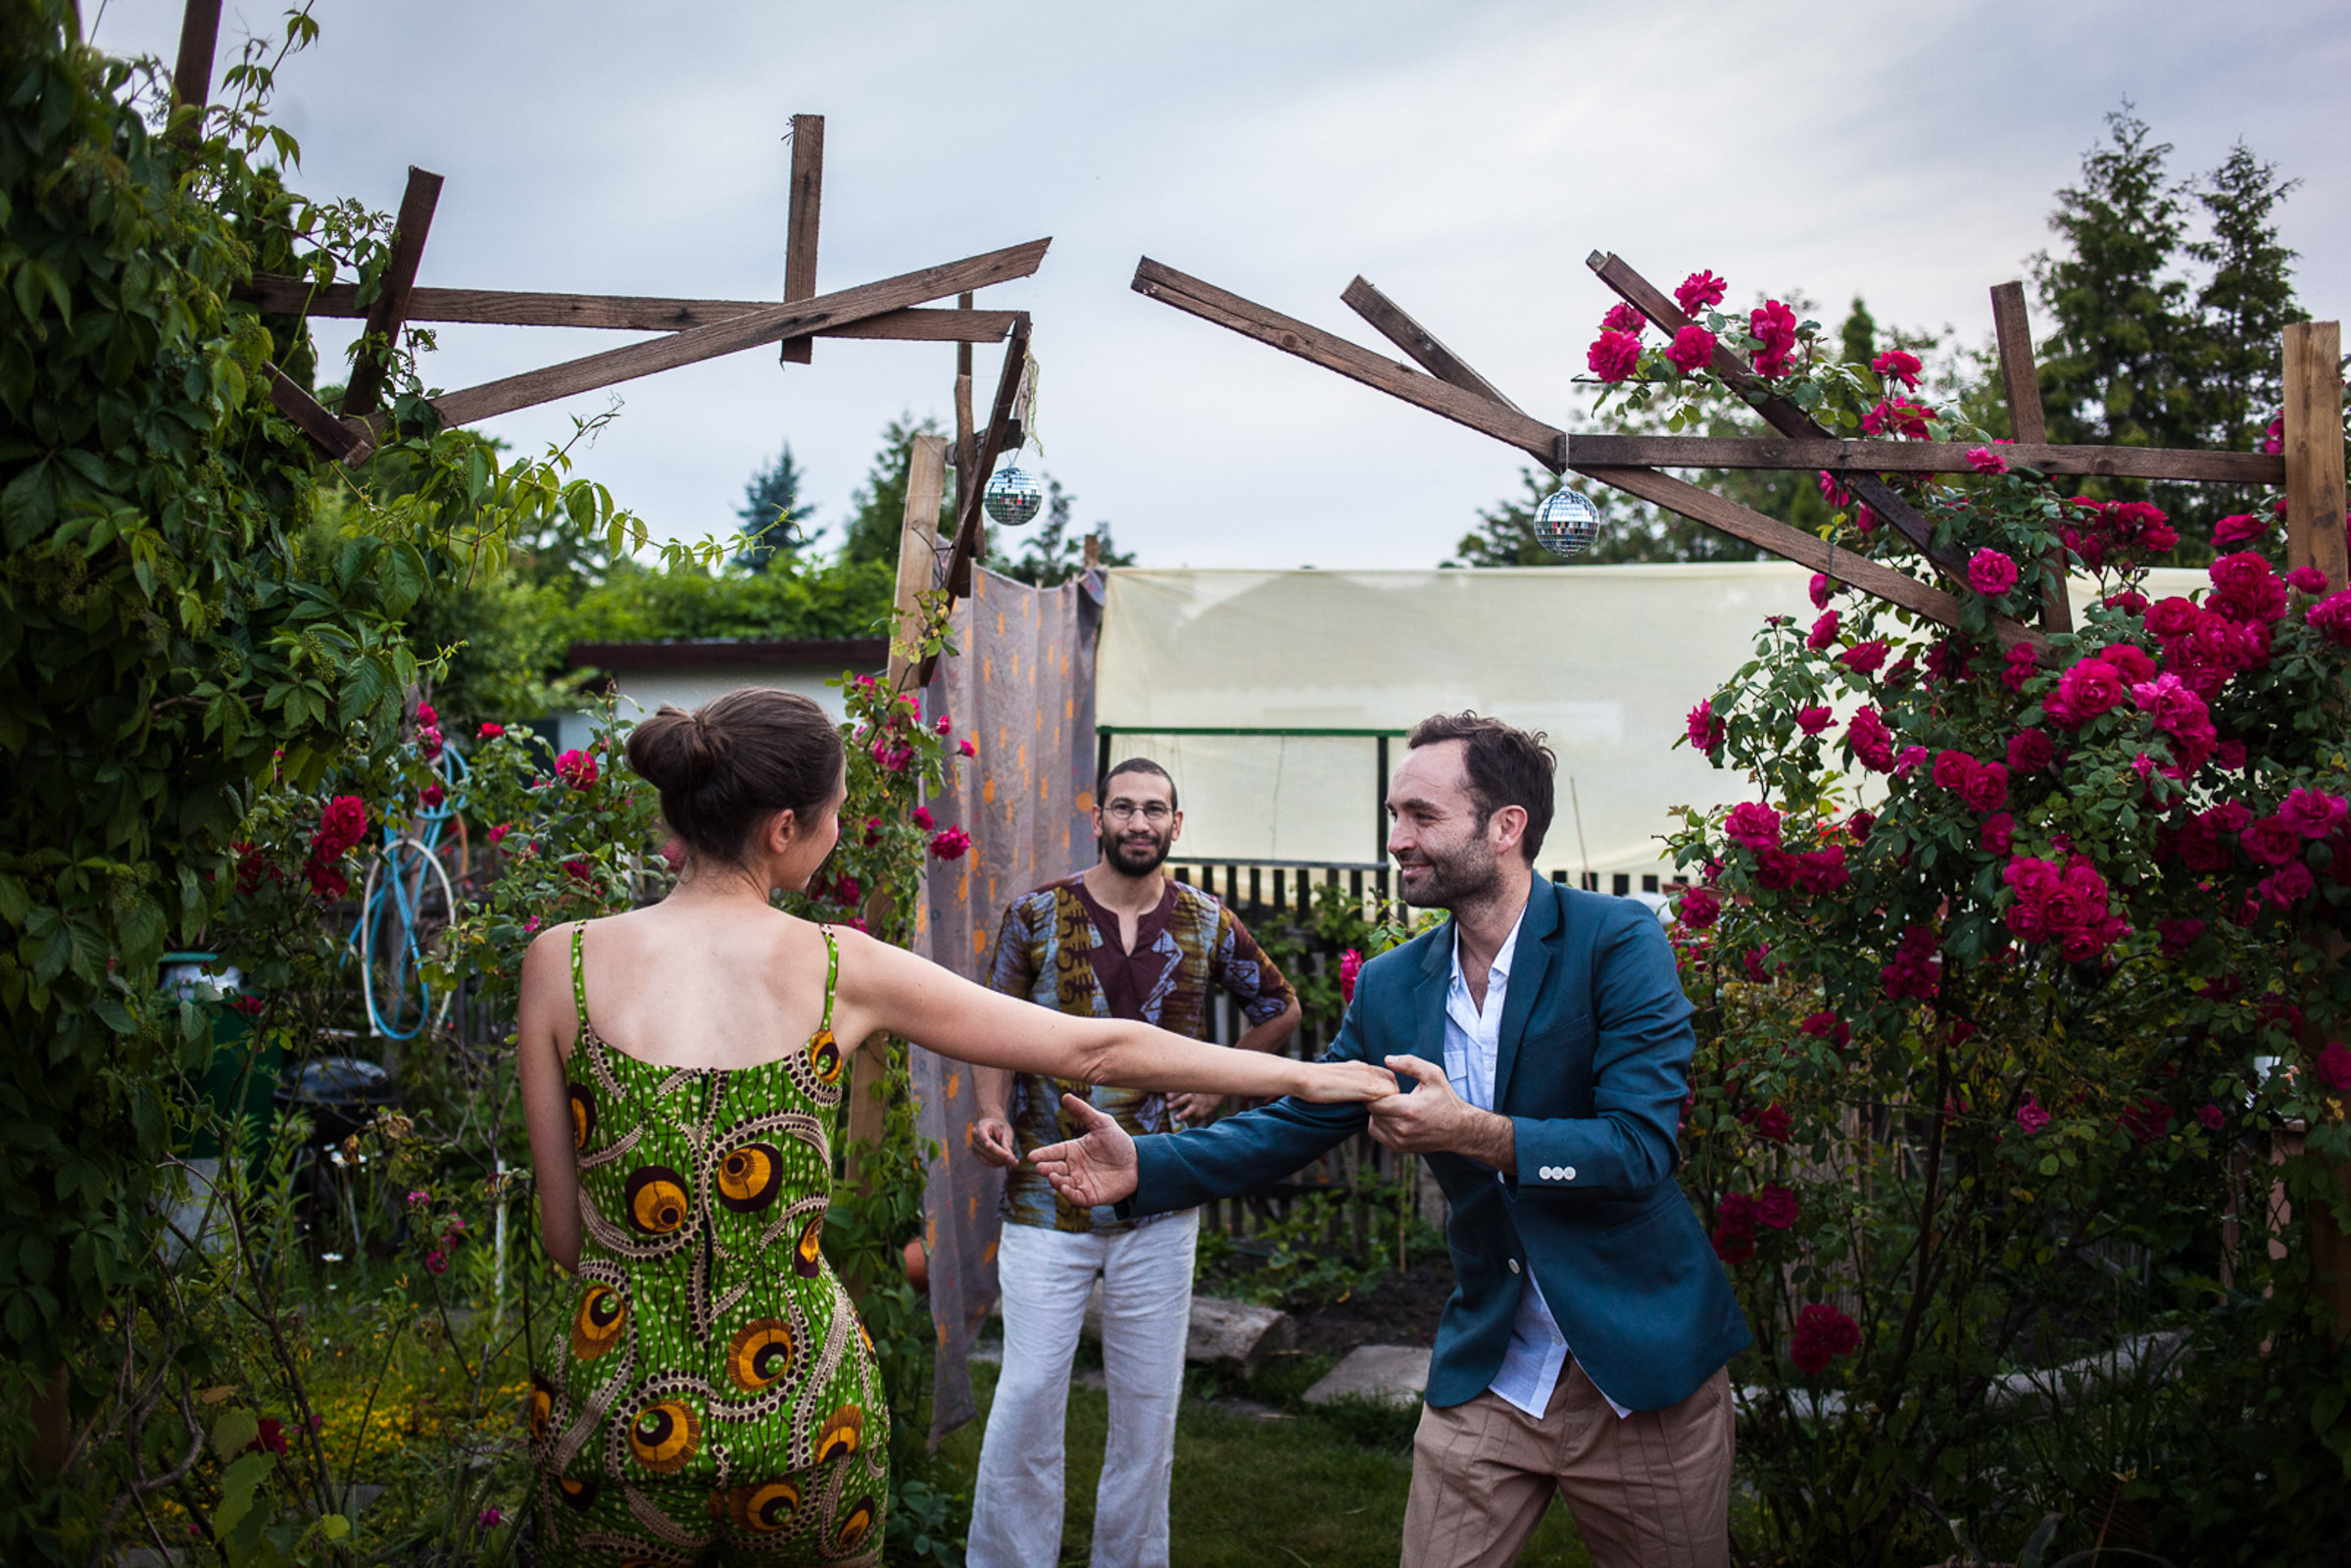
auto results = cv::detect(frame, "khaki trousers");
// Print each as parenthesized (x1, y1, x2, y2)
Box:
(1398, 1361, 1733, 1568)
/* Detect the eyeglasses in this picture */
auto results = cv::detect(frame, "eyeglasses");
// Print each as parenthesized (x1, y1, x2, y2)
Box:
(1102, 802, 1173, 824)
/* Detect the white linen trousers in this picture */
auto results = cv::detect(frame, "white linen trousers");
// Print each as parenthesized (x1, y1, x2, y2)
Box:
(966, 1209, 1200, 1568)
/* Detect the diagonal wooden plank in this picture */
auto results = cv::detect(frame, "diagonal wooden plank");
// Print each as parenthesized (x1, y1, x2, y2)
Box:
(1562, 434, 2280, 485)
(1341, 276, 1526, 414)
(1576, 465, 2042, 650)
(1586, 252, 1969, 585)
(1989, 280, 2069, 632)
(413, 238, 1051, 429)
(1133, 258, 1565, 472)
(780, 113, 824, 366)
(341, 167, 444, 416)
(942, 318, 1032, 602)
(269, 366, 372, 465)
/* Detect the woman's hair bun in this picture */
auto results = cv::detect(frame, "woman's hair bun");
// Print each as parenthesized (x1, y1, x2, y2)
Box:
(622, 689, 843, 865)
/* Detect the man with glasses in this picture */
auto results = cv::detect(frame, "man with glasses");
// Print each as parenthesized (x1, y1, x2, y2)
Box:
(965, 756, 1301, 1568)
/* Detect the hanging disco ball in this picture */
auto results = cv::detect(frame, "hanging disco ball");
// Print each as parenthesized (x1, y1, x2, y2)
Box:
(1533, 488, 1601, 558)
(983, 466, 1044, 528)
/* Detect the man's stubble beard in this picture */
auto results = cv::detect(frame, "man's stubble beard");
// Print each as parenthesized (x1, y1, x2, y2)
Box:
(1101, 828, 1172, 877)
(1397, 829, 1501, 911)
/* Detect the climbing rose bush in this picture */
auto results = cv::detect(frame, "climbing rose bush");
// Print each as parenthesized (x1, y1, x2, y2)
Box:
(1635, 267, 2351, 1566)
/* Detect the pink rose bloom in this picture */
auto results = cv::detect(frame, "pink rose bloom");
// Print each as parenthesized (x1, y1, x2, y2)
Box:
(1893, 745, 1927, 776)
(2008, 730, 2053, 773)
(563, 858, 593, 884)
(555, 749, 599, 789)
(1817, 471, 1852, 508)
(1861, 398, 1933, 439)
(2286, 565, 2328, 594)
(1966, 446, 2009, 475)
(1872, 349, 1923, 390)
(2001, 643, 2040, 692)
(2157, 917, 2205, 956)
(2130, 672, 2208, 735)
(1845, 708, 1895, 771)
(1725, 801, 1783, 850)
(2198, 1103, 2227, 1132)
(1587, 330, 1641, 383)
(419, 782, 445, 809)
(417, 727, 444, 762)
(416, 702, 438, 728)
(2212, 513, 2264, 547)
(1795, 706, 1833, 736)
(1600, 303, 1646, 335)
(1674, 270, 1728, 316)
(1750, 300, 1799, 376)
(1676, 885, 1723, 929)
(1755, 1184, 1799, 1230)
(2261, 861, 2315, 907)
(1809, 571, 1834, 610)
(2314, 1041, 2351, 1092)
(1807, 611, 1840, 650)
(479, 1508, 503, 1531)
(1968, 548, 2020, 596)
(2239, 815, 2300, 866)
(487, 823, 511, 845)
(477, 721, 505, 739)
(1794, 847, 1849, 895)
(1982, 812, 2014, 854)
(1687, 701, 1727, 753)
(1750, 1102, 1792, 1143)
(1789, 1302, 1861, 1374)
(1932, 750, 1975, 791)
(424, 1250, 449, 1275)
(1665, 323, 1717, 373)
(934, 714, 954, 735)
(911, 806, 936, 831)
(1340, 948, 1364, 1004)
(957, 737, 978, 758)
(2105, 589, 2150, 615)
(2307, 589, 2351, 647)
(2280, 787, 2349, 839)
(2049, 659, 2125, 727)
(1713, 1220, 1756, 1265)
(2015, 1096, 2050, 1135)
(1843, 641, 1889, 674)
(1960, 761, 2010, 813)
(1854, 502, 1879, 534)
(1798, 1010, 1851, 1048)
(928, 826, 973, 861)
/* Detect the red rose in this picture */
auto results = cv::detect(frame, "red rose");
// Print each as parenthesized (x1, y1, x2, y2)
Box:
(2213, 513, 2264, 547)
(928, 826, 973, 861)
(2314, 1041, 2351, 1093)
(1749, 301, 1799, 376)
(1712, 1221, 1756, 1265)
(1725, 802, 1783, 850)
(1587, 330, 1641, 383)
(1842, 640, 1889, 674)
(477, 721, 506, 739)
(2280, 788, 2349, 839)
(1665, 324, 1717, 373)
(2007, 729, 2053, 773)
(1932, 750, 1975, 791)
(1755, 1184, 1798, 1230)
(1844, 709, 1894, 771)
(1871, 349, 1922, 389)
(555, 749, 599, 789)
(1686, 701, 1727, 754)
(1751, 1102, 1792, 1143)
(1340, 948, 1363, 1004)
(1674, 270, 1727, 316)
(2239, 815, 2300, 867)
(1959, 762, 2010, 814)
(1676, 886, 1722, 929)
(1790, 1303, 1861, 1374)
(1600, 303, 1646, 335)
(1982, 812, 2014, 855)
(1807, 611, 1840, 650)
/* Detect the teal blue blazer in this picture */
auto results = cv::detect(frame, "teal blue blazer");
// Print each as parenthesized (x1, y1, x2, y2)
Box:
(1126, 879, 1749, 1412)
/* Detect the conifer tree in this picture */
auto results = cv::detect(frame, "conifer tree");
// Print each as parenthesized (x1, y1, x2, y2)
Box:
(2188, 142, 2304, 453)
(733, 442, 807, 571)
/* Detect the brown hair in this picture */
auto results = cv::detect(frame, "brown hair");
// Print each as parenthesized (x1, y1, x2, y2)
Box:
(624, 688, 845, 864)
(1405, 711, 1556, 861)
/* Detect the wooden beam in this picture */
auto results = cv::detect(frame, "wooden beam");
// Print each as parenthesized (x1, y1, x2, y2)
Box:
(1576, 465, 2041, 649)
(413, 238, 1050, 430)
(1988, 280, 2070, 633)
(2284, 319, 2349, 592)
(955, 291, 977, 524)
(1341, 275, 1526, 414)
(269, 366, 372, 465)
(887, 434, 952, 692)
(340, 167, 444, 416)
(171, 0, 222, 113)
(938, 318, 1031, 614)
(779, 113, 824, 365)
(1559, 434, 2282, 485)
(1133, 257, 1566, 472)
(237, 276, 1022, 339)
(1586, 252, 1967, 584)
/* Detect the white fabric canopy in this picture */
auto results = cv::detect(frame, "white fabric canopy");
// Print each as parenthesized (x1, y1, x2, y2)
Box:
(1096, 563, 2206, 883)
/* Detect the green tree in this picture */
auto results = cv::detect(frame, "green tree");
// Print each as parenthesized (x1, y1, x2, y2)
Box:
(1838, 296, 1878, 368)
(2033, 106, 2201, 460)
(734, 441, 808, 571)
(986, 476, 1134, 586)
(563, 555, 898, 646)
(2188, 141, 2305, 454)
(839, 415, 949, 567)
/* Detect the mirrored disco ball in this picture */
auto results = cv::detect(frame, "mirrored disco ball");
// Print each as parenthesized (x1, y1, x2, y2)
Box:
(1533, 488, 1601, 558)
(983, 466, 1044, 528)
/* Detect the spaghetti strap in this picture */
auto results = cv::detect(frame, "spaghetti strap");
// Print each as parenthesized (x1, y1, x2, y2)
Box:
(818, 925, 840, 1034)
(568, 920, 591, 1039)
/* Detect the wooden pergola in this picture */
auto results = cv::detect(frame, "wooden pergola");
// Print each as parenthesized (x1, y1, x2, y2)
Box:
(1127, 254, 2348, 617)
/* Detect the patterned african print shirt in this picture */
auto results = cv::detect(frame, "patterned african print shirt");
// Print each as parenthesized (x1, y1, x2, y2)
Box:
(988, 875, 1296, 1234)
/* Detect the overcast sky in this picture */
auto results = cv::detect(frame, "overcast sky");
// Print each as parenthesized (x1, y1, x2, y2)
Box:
(90, 0, 2351, 569)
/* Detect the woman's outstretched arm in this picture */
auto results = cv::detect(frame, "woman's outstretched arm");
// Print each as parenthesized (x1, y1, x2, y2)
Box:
(832, 927, 1396, 1103)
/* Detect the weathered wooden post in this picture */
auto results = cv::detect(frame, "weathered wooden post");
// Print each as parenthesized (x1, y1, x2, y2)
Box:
(2283, 318, 2351, 1339)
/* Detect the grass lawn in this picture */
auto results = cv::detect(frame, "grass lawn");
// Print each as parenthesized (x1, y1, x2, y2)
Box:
(945, 1357, 1594, 1568)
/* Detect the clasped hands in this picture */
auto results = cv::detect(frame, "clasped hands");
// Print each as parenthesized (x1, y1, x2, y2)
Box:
(1028, 1055, 1510, 1208)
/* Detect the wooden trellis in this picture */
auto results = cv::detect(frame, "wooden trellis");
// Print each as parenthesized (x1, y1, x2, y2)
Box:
(1128, 254, 2347, 614)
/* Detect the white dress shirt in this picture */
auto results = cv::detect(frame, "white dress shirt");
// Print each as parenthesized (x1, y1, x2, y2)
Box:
(1445, 906, 1630, 1420)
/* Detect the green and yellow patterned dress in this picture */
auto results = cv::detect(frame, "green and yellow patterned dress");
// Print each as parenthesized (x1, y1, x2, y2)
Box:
(529, 923, 888, 1566)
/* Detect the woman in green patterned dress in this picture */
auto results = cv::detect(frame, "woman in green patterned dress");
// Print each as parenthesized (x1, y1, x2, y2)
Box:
(514, 689, 1395, 1566)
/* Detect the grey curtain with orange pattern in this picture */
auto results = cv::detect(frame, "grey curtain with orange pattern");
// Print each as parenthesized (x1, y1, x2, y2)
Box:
(912, 564, 1104, 1446)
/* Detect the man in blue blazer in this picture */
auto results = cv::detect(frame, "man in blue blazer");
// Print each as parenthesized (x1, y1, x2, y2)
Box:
(1034, 713, 1748, 1567)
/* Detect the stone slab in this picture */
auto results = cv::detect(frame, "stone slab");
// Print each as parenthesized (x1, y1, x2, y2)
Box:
(1070, 1289, 1295, 1376)
(1302, 1344, 1431, 1408)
